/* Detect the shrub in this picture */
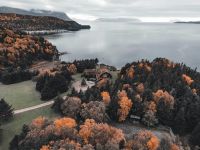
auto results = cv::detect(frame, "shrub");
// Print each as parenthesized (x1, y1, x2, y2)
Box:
(80, 101, 107, 122)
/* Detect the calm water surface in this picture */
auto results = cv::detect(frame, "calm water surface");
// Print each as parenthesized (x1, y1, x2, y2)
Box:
(45, 21, 200, 70)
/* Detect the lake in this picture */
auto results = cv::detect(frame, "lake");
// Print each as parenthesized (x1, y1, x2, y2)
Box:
(45, 21, 200, 70)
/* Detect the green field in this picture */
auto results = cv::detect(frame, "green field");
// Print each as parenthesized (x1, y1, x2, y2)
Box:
(0, 81, 42, 110)
(0, 72, 119, 149)
(0, 105, 59, 150)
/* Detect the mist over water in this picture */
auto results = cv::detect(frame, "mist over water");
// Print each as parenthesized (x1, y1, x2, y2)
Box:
(45, 21, 200, 70)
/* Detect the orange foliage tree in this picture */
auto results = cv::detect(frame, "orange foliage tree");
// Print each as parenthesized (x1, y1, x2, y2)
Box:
(171, 144, 180, 150)
(147, 136, 160, 150)
(127, 65, 135, 79)
(54, 117, 77, 130)
(40, 145, 50, 150)
(79, 119, 96, 144)
(67, 64, 77, 74)
(117, 90, 133, 122)
(182, 74, 194, 86)
(126, 130, 159, 150)
(101, 91, 111, 105)
(31, 116, 47, 129)
(153, 90, 174, 109)
(79, 119, 125, 148)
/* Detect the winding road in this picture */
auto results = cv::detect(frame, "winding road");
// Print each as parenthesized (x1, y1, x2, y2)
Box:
(14, 100, 54, 114)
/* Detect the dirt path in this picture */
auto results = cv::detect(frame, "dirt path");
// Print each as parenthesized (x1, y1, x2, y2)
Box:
(14, 100, 54, 114)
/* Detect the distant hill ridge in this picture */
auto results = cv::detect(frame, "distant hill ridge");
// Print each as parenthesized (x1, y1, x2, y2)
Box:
(96, 17, 141, 22)
(0, 6, 71, 21)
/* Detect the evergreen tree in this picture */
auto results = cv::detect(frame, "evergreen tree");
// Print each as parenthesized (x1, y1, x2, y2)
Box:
(0, 98, 13, 122)
(190, 123, 200, 146)
(0, 124, 2, 143)
(81, 78, 87, 86)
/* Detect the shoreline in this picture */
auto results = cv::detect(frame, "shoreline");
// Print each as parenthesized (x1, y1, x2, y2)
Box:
(23, 29, 68, 35)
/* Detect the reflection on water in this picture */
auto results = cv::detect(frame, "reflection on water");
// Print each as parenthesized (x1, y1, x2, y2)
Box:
(45, 21, 200, 70)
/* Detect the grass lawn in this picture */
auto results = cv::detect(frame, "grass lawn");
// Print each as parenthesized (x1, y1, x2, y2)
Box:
(72, 73, 82, 81)
(110, 71, 120, 83)
(0, 105, 59, 150)
(0, 71, 119, 150)
(0, 81, 42, 110)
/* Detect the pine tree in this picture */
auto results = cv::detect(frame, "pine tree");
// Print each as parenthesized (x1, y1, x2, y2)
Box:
(81, 78, 87, 86)
(0, 124, 2, 143)
(0, 98, 14, 121)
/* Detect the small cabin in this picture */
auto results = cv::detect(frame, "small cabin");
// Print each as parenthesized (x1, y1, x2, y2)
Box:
(82, 67, 112, 81)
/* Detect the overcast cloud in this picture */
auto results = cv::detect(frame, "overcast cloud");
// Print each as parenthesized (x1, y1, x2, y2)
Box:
(1, 0, 200, 21)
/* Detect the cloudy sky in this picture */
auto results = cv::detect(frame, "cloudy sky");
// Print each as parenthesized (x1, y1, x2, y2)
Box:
(1, 0, 200, 21)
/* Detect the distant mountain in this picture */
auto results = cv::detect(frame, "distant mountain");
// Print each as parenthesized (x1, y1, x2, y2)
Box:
(175, 21, 200, 24)
(0, 6, 71, 21)
(96, 17, 141, 22)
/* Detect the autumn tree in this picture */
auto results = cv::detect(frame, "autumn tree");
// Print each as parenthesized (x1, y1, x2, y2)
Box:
(182, 74, 194, 86)
(126, 130, 159, 150)
(153, 90, 174, 109)
(80, 101, 107, 122)
(117, 90, 133, 122)
(79, 119, 125, 149)
(60, 97, 82, 119)
(127, 65, 135, 79)
(101, 91, 111, 105)
(54, 117, 77, 130)
(142, 101, 158, 127)
(136, 83, 145, 94)
(30, 116, 48, 129)
(67, 63, 77, 75)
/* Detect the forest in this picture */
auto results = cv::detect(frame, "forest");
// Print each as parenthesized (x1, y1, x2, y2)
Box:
(0, 13, 90, 31)
(52, 58, 200, 148)
(10, 116, 180, 150)
(0, 27, 58, 69)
